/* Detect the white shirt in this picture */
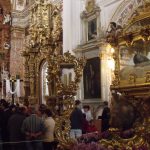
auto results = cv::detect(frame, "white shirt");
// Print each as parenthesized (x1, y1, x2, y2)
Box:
(44, 117, 55, 142)
(82, 110, 93, 121)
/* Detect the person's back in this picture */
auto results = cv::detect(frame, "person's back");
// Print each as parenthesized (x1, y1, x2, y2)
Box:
(70, 107, 83, 130)
(43, 109, 56, 150)
(21, 106, 46, 150)
(70, 100, 83, 139)
(8, 108, 26, 150)
(101, 101, 110, 132)
(22, 114, 45, 139)
(8, 108, 26, 142)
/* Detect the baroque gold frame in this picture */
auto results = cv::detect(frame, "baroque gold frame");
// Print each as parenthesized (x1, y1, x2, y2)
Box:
(103, 2, 150, 149)
(22, 1, 85, 149)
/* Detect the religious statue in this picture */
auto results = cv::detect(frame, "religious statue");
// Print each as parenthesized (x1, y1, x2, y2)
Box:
(106, 22, 122, 44)
(51, 5, 62, 43)
(3, 13, 12, 25)
(133, 52, 149, 65)
(85, 0, 95, 13)
(3, 42, 10, 50)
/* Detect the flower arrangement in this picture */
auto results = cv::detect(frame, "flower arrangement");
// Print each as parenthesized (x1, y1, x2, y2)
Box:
(72, 130, 149, 150)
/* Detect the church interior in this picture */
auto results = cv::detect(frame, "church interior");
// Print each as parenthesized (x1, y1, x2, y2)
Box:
(0, 0, 150, 150)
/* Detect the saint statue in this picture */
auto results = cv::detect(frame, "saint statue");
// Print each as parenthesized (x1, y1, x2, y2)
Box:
(3, 13, 11, 25)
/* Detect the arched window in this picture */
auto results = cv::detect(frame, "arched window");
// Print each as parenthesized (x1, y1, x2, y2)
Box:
(41, 61, 49, 104)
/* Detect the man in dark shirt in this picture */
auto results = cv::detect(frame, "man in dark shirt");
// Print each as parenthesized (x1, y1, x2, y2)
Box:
(70, 100, 83, 139)
(101, 101, 110, 132)
(7, 107, 26, 150)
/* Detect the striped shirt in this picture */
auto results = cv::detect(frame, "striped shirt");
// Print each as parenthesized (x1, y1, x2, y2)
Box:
(21, 114, 46, 139)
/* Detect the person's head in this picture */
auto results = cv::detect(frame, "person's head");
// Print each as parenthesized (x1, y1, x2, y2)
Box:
(0, 99, 8, 109)
(29, 105, 37, 114)
(89, 119, 94, 126)
(110, 22, 117, 29)
(83, 105, 90, 112)
(44, 108, 52, 117)
(103, 101, 108, 106)
(19, 106, 28, 115)
(39, 104, 47, 115)
(75, 100, 82, 109)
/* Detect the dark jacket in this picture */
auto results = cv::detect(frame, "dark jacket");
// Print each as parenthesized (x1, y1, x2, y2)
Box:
(101, 107, 110, 132)
(70, 107, 83, 130)
(7, 113, 26, 142)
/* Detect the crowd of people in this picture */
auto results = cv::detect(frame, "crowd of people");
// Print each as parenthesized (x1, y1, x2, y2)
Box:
(0, 99, 56, 150)
(0, 99, 110, 150)
(70, 100, 110, 139)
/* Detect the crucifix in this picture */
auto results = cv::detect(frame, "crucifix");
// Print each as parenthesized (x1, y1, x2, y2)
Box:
(6, 75, 23, 104)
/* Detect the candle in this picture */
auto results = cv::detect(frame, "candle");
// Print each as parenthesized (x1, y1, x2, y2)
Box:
(69, 72, 72, 84)
(64, 74, 67, 86)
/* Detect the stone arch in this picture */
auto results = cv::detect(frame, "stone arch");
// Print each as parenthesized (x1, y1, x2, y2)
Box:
(36, 57, 48, 104)
(39, 59, 48, 104)
(110, 0, 143, 27)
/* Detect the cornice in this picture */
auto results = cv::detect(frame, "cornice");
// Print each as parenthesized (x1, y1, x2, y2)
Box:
(11, 26, 25, 32)
(73, 38, 106, 53)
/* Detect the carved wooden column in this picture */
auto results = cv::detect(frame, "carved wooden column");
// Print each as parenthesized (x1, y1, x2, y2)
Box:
(22, 51, 30, 103)
(28, 51, 37, 104)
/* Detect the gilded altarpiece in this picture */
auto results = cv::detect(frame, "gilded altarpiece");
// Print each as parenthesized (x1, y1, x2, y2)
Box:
(22, 1, 63, 104)
(23, 1, 86, 149)
(103, 1, 150, 149)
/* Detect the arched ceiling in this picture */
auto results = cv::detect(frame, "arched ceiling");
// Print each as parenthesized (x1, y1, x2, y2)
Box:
(0, 0, 11, 12)
(110, 0, 143, 27)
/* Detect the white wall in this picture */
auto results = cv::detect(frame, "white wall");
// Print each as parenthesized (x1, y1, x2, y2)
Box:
(63, 0, 123, 53)
(63, 0, 85, 53)
(62, 0, 125, 105)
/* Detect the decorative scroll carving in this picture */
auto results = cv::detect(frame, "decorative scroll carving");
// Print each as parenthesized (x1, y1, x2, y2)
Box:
(23, 1, 85, 149)
(145, 71, 150, 83)
(106, 2, 150, 149)
(129, 73, 136, 84)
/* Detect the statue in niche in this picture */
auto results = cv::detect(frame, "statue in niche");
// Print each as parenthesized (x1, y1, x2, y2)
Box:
(88, 18, 97, 40)
(106, 22, 122, 44)
(85, 0, 95, 13)
(133, 52, 149, 65)
(3, 13, 12, 25)
(51, 5, 62, 42)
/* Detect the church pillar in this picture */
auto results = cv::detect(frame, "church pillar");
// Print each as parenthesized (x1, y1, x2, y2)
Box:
(63, 0, 84, 53)
(22, 51, 30, 104)
(100, 43, 114, 102)
(28, 52, 38, 105)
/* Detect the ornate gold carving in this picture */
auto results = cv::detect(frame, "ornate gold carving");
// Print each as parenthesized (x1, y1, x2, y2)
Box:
(23, 1, 85, 149)
(129, 73, 136, 84)
(105, 2, 150, 149)
(112, 71, 120, 86)
(145, 71, 150, 83)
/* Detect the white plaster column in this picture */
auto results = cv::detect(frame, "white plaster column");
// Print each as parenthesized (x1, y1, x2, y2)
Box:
(100, 44, 112, 102)
(63, 0, 85, 54)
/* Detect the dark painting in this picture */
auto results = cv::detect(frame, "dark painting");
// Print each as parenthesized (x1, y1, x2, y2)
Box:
(83, 57, 101, 99)
(88, 18, 97, 41)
